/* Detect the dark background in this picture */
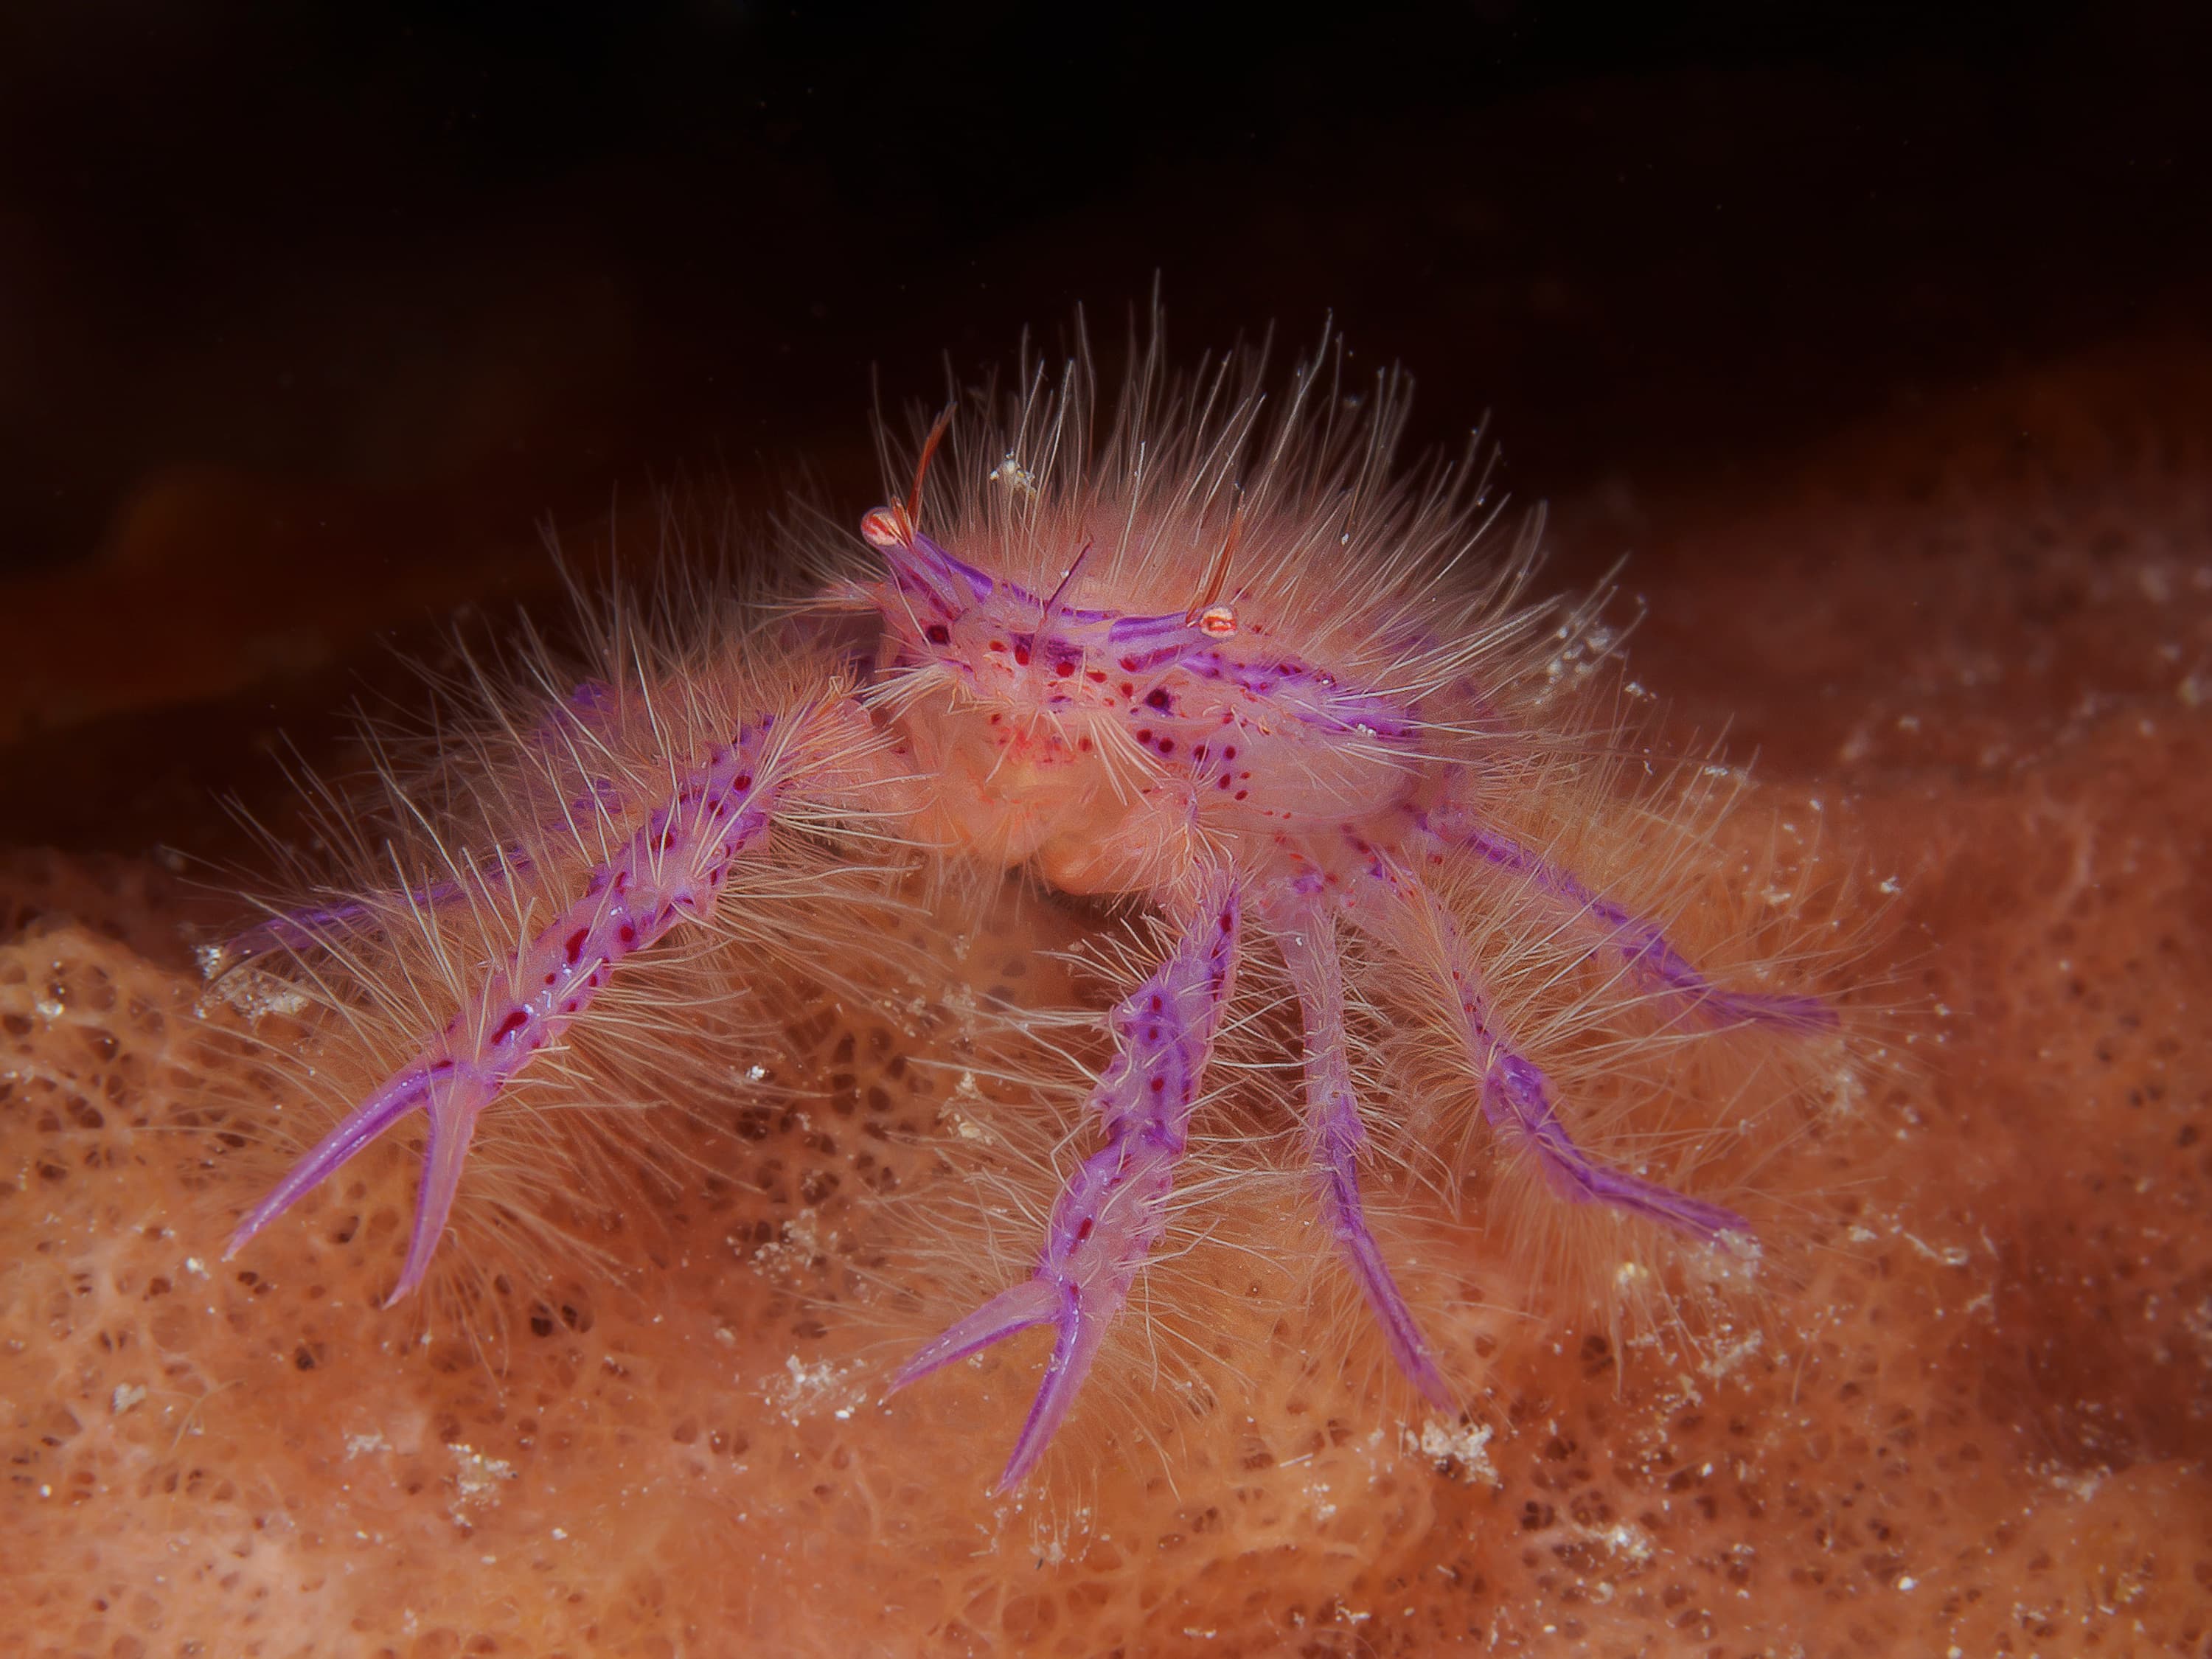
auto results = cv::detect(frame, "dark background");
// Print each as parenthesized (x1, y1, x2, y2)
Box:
(1, 0, 2208, 849)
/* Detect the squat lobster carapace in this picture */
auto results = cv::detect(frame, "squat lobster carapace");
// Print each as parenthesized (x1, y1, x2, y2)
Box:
(220, 310, 1838, 1489)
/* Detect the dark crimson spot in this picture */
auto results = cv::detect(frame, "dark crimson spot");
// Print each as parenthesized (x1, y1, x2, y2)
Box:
(1013, 644, 1031, 667)
(562, 1000, 580, 1013)
(491, 1009, 529, 1046)
(1135, 728, 1152, 744)
(1087, 669, 1107, 683)
(1077, 737, 1093, 752)
(925, 624, 951, 646)
(1235, 790, 1248, 800)
(1119, 656, 1139, 672)
(565, 928, 588, 964)
(735, 774, 752, 790)
(1075, 1217, 1094, 1244)
(543, 970, 557, 984)
(1222, 746, 1237, 760)
(1219, 910, 1233, 931)
(989, 639, 1006, 653)
(1150, 1077, 1166, 1093)
(1144, 687, 1172, 711)
(1054, 661, 1074, 678)
(618, 923, 637, 945)
(1156, 739, 1175, 755)
(1119, 681, 1134, 696)
(1218, 776, 1232, 789)
(1149, 995, 1164, 1011)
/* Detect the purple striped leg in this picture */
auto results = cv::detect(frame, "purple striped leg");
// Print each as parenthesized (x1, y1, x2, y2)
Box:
(889, 869, 1242, 1490)
(1269, 894, 1451, 1405)
(1355, 849, 1751, 1243)
(226, 709, 815, 1304)
(1416, 807, 1834, 1033)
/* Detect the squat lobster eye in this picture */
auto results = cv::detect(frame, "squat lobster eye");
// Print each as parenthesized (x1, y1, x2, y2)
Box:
(862, 403, 959, 552)
(860, 505, 911, 549)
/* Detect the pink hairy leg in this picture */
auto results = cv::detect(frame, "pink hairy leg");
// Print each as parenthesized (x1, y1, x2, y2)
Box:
(888, 869, 1243, 1489)
(211, 681, 624, 975)
(1265, 891, 1452, 1405)
(226, 703, 846, 1304)
(1414, 805, 1836, 1033)
(1350, 846, 1753, 1243)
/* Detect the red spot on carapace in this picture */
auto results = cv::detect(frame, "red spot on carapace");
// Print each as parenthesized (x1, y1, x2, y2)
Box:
(491, 1009, 529, 1046)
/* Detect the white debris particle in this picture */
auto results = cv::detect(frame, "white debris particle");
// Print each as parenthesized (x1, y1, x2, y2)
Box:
(449, 1443, 518, 1512)
(771, 1352, 860, 1424)
(753, 1212, 821, 1267)
(1409, 1416, 1499, 1486)
(1603, 1522, 1656, 1565)
(184, 1257, 208, 1278)
(111, 1384, 147, 1415)
(988, 454, 1038, 497)
(2043, 1462, 2109, 1501)
(1700, 1329, 1764, 1381)
(344, 1432, 390, 1459)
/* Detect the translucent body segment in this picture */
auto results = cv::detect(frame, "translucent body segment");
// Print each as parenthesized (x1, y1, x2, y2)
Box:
(1349, 847, 1753, 1245)
(225, 712, 803, 1304)
(1268, 897, 1451, 1405)
(889, 869, 1243, 1489)
(1416, 807, 1836, 1032)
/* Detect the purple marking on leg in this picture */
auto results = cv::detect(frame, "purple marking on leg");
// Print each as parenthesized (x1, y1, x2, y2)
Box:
(226, 714, 807, 1302)
(1348, 849, 1750, 1248)
(1419, 811, 1834, 1033)
(1272, 899, 1450, 1405)
(889, 870, 1242, 1490)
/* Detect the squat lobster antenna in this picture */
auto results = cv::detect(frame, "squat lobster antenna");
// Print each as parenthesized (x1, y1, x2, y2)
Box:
(1185, 491, 1244, 636)
(861, 404, 958, 549)
(1040, 540, 1093, 622)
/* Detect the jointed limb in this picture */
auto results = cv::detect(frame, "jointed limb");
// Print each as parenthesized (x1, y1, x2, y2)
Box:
(889, 869, 1243, 1489)
(1351, 848, 1752, 1244)
(226, 702, 858, 1303)
(1416, 807, 1834, 1032)
(1266, 893, 1451, 1405)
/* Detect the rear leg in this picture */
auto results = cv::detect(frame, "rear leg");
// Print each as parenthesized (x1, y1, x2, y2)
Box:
(225, 694, 888, 1303)
(888, 869, 1242, 1490)
(1414, 806, 1834, 1033)
(1350, 847, 1753, 1245)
